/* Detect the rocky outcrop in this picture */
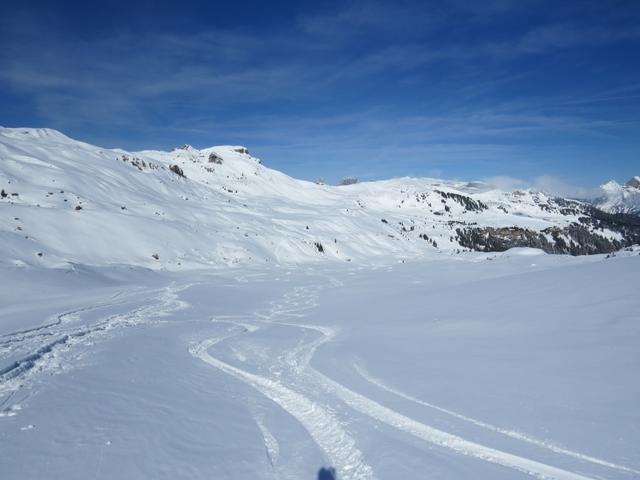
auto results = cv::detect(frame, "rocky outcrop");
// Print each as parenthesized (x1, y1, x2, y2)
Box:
(169, 164, 185, 177)
(208, 153, 224, 164)
(626, 176, 640, 189)
(435, 190, 488, 212)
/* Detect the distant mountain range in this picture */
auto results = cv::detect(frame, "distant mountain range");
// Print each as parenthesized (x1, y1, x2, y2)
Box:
(1, 127, 638, 269)
(590, 176, 640, 215)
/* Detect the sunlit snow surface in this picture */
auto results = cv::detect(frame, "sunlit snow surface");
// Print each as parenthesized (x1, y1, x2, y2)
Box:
(1, 250, 639, 480)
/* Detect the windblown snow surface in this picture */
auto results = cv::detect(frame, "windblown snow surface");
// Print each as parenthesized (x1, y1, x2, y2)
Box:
(1, 128, 639, 479)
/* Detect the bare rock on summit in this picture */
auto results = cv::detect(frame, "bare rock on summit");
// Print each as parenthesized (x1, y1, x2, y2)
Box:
(208, 153, 224, 164)
(169, 164, 185, 177)
(626, 176, 640, 189)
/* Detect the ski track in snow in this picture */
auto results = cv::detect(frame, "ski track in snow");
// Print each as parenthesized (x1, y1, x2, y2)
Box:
(0, 284, 190, 397)
(192, 276, 636, 480)
(192, 283, 374, 480)
(287, 328, 598, 480)
(3, 270, 630, 480)
(255, 417, 280, 467)
(190, 332, 374, 480)
(0, 290, 129, 344)
(313, 369, 596, 480)
(354, 363, 640, 476)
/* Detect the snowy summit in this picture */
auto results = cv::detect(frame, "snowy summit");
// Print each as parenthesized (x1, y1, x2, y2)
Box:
(593, 177, 640, 215)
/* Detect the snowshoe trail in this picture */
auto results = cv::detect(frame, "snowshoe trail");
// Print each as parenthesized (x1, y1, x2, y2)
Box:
(0, 285, 189, 396)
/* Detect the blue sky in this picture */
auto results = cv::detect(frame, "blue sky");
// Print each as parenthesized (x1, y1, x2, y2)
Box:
(1, 0, 639, 189)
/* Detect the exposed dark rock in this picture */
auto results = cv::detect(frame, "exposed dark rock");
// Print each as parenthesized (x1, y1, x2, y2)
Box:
(169, 164, 185, 177)
(456, 209, 640, 255)
(435, 190, 488, 212)
(626, 176, 640, 189)
(338, 177, 358, 186)
(208, 153, 224, 164)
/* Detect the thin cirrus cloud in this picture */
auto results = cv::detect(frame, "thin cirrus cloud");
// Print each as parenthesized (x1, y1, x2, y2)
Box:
(0, 1, 638, 186)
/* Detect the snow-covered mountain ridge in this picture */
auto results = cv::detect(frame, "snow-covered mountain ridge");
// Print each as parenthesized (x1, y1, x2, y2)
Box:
(591, 177, 640, 215)
(1, 127, 639, 269)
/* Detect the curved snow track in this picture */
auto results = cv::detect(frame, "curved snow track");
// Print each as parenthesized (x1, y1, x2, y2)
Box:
(190, 278, 637, 480)
(190, 335, 374, 480)
(354, 364, 640, 476)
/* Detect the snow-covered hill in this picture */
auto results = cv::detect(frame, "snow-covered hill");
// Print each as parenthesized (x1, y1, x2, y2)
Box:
(591, 177, 640, 215)
(1, 127, 639, 269)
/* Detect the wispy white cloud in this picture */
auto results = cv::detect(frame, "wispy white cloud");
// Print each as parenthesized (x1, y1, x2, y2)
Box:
(483, 174, 603, 199)
(482, 176, 529, 191)
(532, 175, 602, 199)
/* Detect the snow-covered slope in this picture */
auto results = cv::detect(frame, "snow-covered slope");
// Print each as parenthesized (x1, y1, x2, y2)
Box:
(592, 177, 640, 215)
(1, 127, 638, 269)
(2, 128, 640, 480)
